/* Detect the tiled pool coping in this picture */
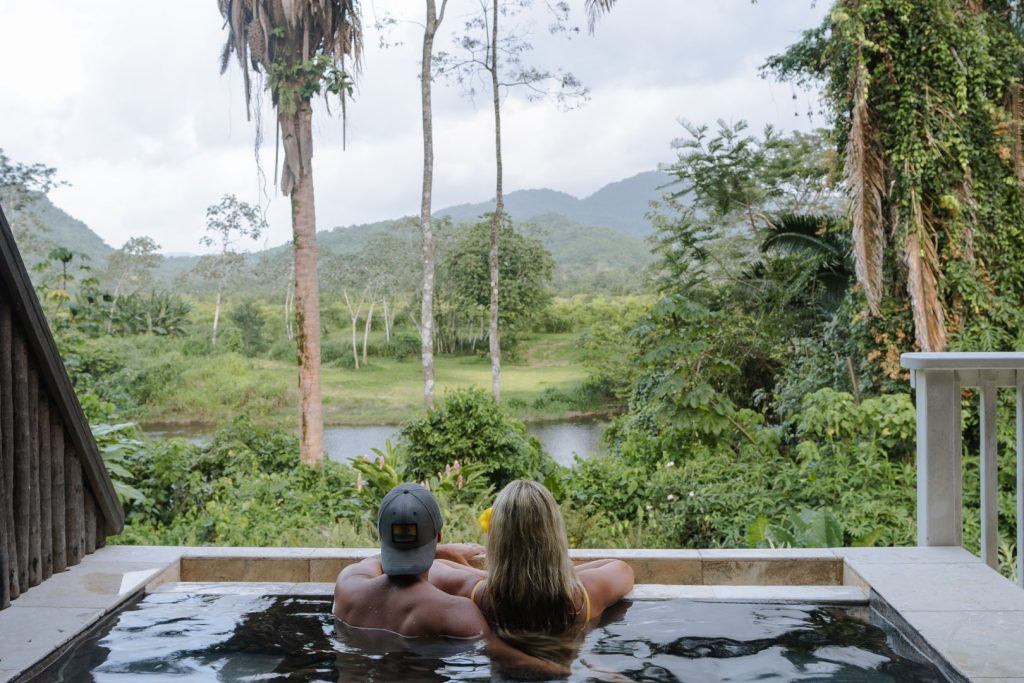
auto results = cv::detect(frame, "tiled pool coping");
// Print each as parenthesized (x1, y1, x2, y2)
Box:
(0, 545, 1020, 681)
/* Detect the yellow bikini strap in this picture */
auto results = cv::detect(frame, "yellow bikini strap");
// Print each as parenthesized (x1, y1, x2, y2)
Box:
(470, 579, 485, 605)
(583, 585, 591, 622)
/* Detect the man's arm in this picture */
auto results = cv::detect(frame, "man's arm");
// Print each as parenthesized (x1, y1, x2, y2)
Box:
(333, 556, 383, 619)
(434, 543, 485, 566)
(428, 558, 486, 598)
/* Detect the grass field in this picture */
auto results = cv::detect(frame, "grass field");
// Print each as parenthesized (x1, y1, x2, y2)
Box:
(135, 332, 606, 427)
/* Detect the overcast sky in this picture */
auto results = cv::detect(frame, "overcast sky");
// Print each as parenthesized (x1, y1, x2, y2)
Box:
(0, 1, 828, 255)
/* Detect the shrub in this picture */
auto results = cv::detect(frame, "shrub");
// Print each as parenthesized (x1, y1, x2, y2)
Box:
(399, 388, 555, 490)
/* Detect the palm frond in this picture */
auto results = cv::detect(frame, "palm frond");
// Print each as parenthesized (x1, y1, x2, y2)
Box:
(846, 53, 886, 315)
(762, 213, 847, 262)
(585, 0, 617, 33)
(904, 190, 947, 352)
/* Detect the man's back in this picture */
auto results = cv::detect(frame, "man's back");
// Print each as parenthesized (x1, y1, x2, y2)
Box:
(333, 556, 484, 639)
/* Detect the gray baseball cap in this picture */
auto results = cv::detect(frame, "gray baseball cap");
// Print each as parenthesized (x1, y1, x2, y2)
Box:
(377, 483, 444, 576)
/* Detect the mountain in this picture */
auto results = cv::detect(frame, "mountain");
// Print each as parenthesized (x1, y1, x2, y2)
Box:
(437, 170, 672, 238)
(7, 194, 113, 263)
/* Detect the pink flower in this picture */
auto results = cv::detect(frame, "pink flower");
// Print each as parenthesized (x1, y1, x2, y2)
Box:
(453, 460, 460, 472)
(457, 474, 464, 490)
(362, 454, 370, 462)
(445, 463, 452, 478)
(377, 455, 385, 469)
(356, 473, 364, 493)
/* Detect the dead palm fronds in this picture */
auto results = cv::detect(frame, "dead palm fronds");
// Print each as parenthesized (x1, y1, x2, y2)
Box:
(846, 53, 887, 316)
(904, 189, 947, 352)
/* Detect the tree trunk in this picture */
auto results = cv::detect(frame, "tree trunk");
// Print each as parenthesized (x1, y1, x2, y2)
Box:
(284, 273, 295, 341)
(382, 297, 392, 341)
(362, 299, 375, 366)
(420, 0, 446, 410)
(488, 0, 503, 402)
(211, 282, 223, 345)
(344, 289, 361, 370)
(281, 100, 324, 466)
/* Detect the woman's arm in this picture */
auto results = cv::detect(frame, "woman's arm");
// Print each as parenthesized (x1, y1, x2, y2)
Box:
(577, 559, 634, 620)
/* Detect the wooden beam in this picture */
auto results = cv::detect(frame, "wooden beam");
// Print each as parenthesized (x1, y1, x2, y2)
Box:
(65, 445, 83, 567)
(28, 364, 40, 587)
(84, 489, 97, 556)
(51, 416, 66, 574)
(0, 292, 13, 603)
(0, 204, 122, 534)
(12, 327, 30, 594)
(38, 397, 52, 580)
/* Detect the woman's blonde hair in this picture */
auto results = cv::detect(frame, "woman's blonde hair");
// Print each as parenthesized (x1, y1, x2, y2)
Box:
(485, 479, 584, 659)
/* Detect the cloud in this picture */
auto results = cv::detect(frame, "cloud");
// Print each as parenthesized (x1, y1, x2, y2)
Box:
(0, 0, 828, 254)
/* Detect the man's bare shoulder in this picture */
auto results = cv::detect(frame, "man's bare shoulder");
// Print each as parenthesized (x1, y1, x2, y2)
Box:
(409, 588, 485, 639)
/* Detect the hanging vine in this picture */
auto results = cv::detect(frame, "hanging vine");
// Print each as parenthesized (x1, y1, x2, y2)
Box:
(765, 0, 1024, 358)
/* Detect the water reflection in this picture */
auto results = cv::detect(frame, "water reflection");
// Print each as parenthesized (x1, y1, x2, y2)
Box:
(145, 419, 609, 467)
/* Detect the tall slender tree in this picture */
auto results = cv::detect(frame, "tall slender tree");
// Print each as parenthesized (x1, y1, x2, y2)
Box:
(436, 0, 586, 400)
(218, 0, 362, 465)
(420, 0, 448, 409)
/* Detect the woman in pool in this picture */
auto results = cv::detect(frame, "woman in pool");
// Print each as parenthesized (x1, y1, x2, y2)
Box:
(430, 479, 634, 661)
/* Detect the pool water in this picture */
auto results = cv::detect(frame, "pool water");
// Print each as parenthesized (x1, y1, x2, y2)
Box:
(34, 594, 946, 682)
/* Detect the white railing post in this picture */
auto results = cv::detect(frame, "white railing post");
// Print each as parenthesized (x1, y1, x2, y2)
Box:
(1017, 370, 1023, 588)
(910, 367, 962, 547)
(980, 374, 999, 568)
(902, 353, 1024, 576)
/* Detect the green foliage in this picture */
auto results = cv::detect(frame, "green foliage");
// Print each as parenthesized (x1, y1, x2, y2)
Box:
(268, 53, 354, 117)
(747, 508, 854, 549)
(229, 299, 269, 354)
(436, 216, 555, 351)
(114, 418, 367, 547)
(765, 0, 1024, 352)
(399, 388, 555, 491)
(110, 291, 191, 337)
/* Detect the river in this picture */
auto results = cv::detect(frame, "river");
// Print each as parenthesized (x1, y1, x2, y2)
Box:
(144, 419, 608, 468)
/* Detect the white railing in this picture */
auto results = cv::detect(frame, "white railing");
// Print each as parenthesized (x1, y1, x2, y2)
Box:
(902, 353, 1024, 586)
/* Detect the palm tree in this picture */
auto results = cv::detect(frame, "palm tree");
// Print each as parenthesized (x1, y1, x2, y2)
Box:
(218, 0, 362, 466)
(585, 0, 617, 32)
(760, 213, 853, 311)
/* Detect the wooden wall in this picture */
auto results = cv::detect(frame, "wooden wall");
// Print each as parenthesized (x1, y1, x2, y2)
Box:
(0, 287, 106, 610)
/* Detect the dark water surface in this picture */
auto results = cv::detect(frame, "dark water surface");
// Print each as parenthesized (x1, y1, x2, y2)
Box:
(145, 419, 608, 467)
(36, 594, 946, 682)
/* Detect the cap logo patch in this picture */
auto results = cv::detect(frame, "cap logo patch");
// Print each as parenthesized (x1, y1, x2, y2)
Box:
(391, 523, 418, 544)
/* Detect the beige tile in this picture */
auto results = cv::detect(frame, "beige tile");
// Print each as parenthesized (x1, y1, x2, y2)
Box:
(903, 610, 1024, 678)
(11, 562, 165, 609)
(627, 584, 714, 600)
(835, 546, 980, 564)
(181, 556, 310, 582)
(701, 558, 841, 586)
(0, 606, 104, 674)
(309, 548, 377, 558)
(310, 556, 365, 582)
(290, 582, 335, 596)
(149, 581, 299, 595)
(853, 562, 1024, 612)
(570, 548, 702, 561)
(699, 548, 837, 560)
(84, 544, 186, 565)
(710, 585, 866, 603)
(842, 563, 869, 591)
(182, 546, 315, 559)
(624, 557, 702, 584)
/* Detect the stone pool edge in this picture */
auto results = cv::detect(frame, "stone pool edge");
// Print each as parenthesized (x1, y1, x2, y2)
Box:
(1, 545, 1019, 682)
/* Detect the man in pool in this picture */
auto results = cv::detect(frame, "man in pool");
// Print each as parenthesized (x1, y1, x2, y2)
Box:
(332, 483, 568, 678)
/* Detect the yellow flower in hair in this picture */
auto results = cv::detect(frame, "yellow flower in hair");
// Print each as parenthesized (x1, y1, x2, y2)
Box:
(478, 507, 493, 533)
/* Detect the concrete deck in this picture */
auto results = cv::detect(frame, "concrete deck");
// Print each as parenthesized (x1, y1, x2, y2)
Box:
(0, 545, 1018, 682)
